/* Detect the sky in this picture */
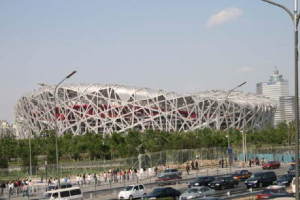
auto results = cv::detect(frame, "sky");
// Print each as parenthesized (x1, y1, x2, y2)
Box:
(0, 0, 296, 122)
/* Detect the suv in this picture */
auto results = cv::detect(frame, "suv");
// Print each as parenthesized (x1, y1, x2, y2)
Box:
(208, 176, 236, 190)
(245, 171, 277, 188)
(118, 184, 146, 200)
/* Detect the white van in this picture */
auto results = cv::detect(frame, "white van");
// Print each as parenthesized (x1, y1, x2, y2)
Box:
(118, 184, 146, 200)
(43, 186, 83, 200)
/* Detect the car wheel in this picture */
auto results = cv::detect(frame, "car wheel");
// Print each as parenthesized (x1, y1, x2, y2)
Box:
(174, 196, 179, 200)
(259, 182, 263, 188)
(221, 185, 224, 190)
(129, 195, 133, 200)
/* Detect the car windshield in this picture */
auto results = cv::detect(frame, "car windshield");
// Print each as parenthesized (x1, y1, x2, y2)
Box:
(123, 186, 134, 191)
(250, 173, 262, 178)
(197, 177, 206, 181)
(234, 170, 241, 174)
(186, 188, 199, 193)
(215, 177, 225, 181)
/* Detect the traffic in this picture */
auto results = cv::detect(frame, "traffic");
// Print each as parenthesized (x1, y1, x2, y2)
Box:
(113, 161, 296, 200)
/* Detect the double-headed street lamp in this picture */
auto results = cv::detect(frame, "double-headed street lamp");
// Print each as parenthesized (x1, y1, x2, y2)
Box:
(261, 0, 300, 199)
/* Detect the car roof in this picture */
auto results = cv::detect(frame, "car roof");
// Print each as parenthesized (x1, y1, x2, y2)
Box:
(45, 186, 81, 193)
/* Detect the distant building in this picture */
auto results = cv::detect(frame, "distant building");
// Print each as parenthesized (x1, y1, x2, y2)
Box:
(279, 96, 298, 124)
(256, 69, 290, 125)
(0, 120, 16, 137)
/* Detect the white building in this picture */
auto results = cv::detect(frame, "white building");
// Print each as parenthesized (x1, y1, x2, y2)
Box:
(256, 69, 289, 125)
(0, 120, 16, 137)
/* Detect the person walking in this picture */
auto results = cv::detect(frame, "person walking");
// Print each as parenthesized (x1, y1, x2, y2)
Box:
(186, 163, 190, 175)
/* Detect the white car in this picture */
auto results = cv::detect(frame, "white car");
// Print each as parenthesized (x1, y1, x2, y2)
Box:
(118, 184, 146, 200)
(43, 186, 83, 200)
(179, 186, 215, 200)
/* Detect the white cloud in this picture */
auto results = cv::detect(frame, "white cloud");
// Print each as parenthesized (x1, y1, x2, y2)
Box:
(207, 7, 243, 28)
(237, 67, 255, 73)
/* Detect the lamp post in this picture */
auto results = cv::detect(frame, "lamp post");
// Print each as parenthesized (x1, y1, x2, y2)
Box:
(260, 1, 300, 199)
(224, 81, 247, 172)
(45, 70, 77, 186)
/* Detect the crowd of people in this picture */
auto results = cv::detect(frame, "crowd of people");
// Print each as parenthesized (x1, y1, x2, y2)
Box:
(0, 178, 33, 197)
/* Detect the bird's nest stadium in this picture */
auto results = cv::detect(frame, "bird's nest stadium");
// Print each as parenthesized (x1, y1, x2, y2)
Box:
(15, 84, 275, 136)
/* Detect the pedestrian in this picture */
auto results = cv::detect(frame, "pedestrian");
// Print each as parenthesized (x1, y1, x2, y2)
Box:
(195, 160, 199, 170)
(0, 181, 5, 195)
(221, 159, 224, 168)
(186, 163, 190, 175)
(191, 160, 195, 170)
(249, 159, 252, 167)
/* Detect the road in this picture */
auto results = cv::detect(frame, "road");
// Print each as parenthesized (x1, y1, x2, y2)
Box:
(89, 164, 289, 200)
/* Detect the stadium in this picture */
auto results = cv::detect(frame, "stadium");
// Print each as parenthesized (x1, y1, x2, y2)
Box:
(15, 84, 275, 136)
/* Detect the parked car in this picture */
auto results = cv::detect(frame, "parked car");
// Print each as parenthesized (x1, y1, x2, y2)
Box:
(179, 186, 215, 200)
(276, 174, 294, 186)
(156, 173, 182, 185)
(118, 184, 146, 200)
(232, 170, 252, 180)
(263, 161, 281, 169)
(208, 176, 235, 190)
(188, 176, 215, 188)
(255, 185, 292, 199)
(245, 171, 277, 188)
(159, 168, 182, 177)
(145, 187, 181, 199)
(43, 186, 83, 200)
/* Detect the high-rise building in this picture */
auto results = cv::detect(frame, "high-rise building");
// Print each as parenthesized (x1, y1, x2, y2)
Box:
(256, 69, 289, 125)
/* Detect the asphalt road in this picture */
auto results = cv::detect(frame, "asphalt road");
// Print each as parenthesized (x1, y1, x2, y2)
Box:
(95, 164, 289, 200)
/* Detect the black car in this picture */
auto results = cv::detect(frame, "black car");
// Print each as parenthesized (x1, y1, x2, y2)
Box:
(188, 176, 215, 188)
(208, 176, 235, 190)
(145, 187, 181, 199)
(193, 198, 225, 200)
(245, 171, 277, 188)
(276, 174, 294, 186)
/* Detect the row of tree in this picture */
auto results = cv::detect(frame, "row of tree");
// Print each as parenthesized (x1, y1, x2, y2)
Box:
(0, 121, 295, 168)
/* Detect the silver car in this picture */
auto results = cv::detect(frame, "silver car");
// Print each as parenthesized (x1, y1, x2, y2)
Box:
(179, 186, 215, 200)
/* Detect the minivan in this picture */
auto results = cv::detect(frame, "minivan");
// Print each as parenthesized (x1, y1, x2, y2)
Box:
(245, 171, 277, 188)
(43, 186, 83, 200)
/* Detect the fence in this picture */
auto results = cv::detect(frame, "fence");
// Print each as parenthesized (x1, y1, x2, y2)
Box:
(0, 145, 296, 180)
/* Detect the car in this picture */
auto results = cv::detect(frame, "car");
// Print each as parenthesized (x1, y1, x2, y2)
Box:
(287, 163, 300, 176)
(255, 185, 292, 199)
(43, 186, 83, 200)
(276, 174, 294, 186)
(192, 198, 224, 200)
(158, 168, 182, 177)
(46, 183, 73, 191)
(245, 171, 277, 188)
(188, 176, 215, 188)
(179, 186, 215, 200)
(145, 187, 181, 199)
(118, 184, 146, 200)
(207, 176, 236, 190)
(263, 161, 281, 169)
(232, 170, 252, 181)
(156, 173, 182, 185)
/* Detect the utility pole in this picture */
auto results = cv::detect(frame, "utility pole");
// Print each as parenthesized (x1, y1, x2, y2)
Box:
(261, 1, 300, 199)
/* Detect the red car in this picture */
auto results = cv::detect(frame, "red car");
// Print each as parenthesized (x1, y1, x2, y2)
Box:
(256, 185, 291, 199)
(156, 174, 182, 185)
(262, 161, 281, 169)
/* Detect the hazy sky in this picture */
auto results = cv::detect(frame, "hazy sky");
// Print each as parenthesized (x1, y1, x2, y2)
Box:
(0, 0, 296, 122)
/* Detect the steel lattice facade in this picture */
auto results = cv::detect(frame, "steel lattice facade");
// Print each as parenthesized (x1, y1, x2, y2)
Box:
(15, 84, 275, 136)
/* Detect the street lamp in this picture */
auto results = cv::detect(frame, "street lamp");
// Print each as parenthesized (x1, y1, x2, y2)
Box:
(260, 1, 300, 199)
(43, 70, 77, 186)
(224, 82, 247, 172)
